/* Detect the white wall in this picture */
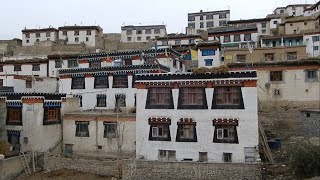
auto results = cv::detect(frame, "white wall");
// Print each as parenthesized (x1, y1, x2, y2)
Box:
(58, 30, 97, 47)
(198, 48, 220, 68)
(190, 12, 230, 32)
(136, 86, 258, 162)
(304, 34, 320, 57)
(0, 64, 47, 76)
(22, 31, 58, 46)
(121, 27, 167, 43)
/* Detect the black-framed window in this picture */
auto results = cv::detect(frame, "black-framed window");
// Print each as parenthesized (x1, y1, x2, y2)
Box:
(244, 34, 252, 41)
(305, 70, 318, 81)
(26, 80, 32, 88)
(43, 107, 61, 125)
(94, 76, 108, 89)
(146, 88, 174, 109)
(0, 79, 3, 87)
(223, 153, 232, 162)
(212, 86, 244, 109)
(176, 122, 197, 142)
(96, 94, 107, 107)
(55, 60, 62, 68)
(213, 125, 238, 144)
(89, 61, 101, 68)
(14, 65, 21, 71)
(113, 75, 128, 88)
(270, 71, 283, 82)
(115, 94, 126, 107)
(0, 65, 3, 72)
(71, 77, 85, 89)
(6, 107, 22, 126)
(234, 34, 241, 42)
(68, 60, 78, 68)
(178, 87, 207, 109)
(149, 123, 171, 141)
(75, 121, 89, 137)
(103, 122, 117, 138)
(32, 64, 40, 71)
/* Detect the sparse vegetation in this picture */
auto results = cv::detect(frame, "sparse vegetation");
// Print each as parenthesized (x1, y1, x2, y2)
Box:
(0, 140, 12, 156)
(192, 65, 229, 74)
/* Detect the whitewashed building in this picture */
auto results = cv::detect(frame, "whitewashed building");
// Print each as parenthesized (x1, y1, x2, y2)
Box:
(187, 10, 230, 34)
(22, 28, 58, 46)
(304, 2, 320, 16)
(0, 93, 78, 154)
(196, 41, 221, 68)
(58, 26, 104, 48)
(62, 111, 136, 158)
(156, 34, 202, 47)
(227, 18, 271, 36)
(121, 25, 167, 43)
(304, 32, 320, 57)
(273, 4, 312, 16)
(135, 71, 259, 162)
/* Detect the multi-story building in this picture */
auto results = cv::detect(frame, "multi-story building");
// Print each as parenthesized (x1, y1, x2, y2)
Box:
(304, 32, 320, 57)
(135, 71, 259, 163)
(58, 26, 104, 49)
(196, 41, 221, 67)
(156, 34, 202, 48)
(227, 18, 271, 36)
(121, 25, 167, 43)
(273, 4, 313, 17)
(22, 28, 58, 46)
(187, 10, 230, 34)
(304, 1, 320, 16)
(277, 16, 317, 35)
(0, 93, 78, 153)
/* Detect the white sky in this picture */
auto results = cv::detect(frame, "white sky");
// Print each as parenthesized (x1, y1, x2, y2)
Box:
(0, 0, 317, 39)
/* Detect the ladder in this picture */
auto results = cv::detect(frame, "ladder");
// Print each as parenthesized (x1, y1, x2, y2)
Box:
(259, 122, 275, 164)
(19, 152, 32, 176)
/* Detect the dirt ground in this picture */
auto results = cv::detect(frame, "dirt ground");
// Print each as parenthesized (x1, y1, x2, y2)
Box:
(16, 169, 113, 180)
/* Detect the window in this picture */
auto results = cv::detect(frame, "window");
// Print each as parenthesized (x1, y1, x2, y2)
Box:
(188, 23, 195, 28)
(314, 46, 319, 51)
(36, 39, 39, 42)
(154, 29, 161, 34)
(86, 30, 91, 35)
(47, 38, 50, 41)
(213, 87, 243, 109)
(96, 94, 106, 107)
(233, 34, 240, 42)
(188, 16, 195, 21)
(178, 87, 207, 109)
(306, 70, 318, 81)
(0, 65, 2, 72)
(126, 30, 132, 35)
(244, 34, 251, 41)
(200, 22, 204, 28)
(115, 94, 126, 107)
(219, 21, 227, 26)
(75, 121, 89, 137)
(14, 65, 21, 71)
(104, 122, 117, 138)
(137, 30, 142, 34)
(74, 31, 79, 35)
(113, 75, 128, 88)
(304, 22, 308, 25)
(261, 23, 267, 28)
(86, 37, 89, 42)
(71, 77, 85, 89)
(66, 38, 68, 42)
(159, 150, 176, 161)
(162, 41, 168, 46)
(290, 23, 293, 26)
(25, 33, 30, 38)
(89, 61, 101, 68)
(127, 37, 132, 42)
(46, 32, 50, 37)
(149, 123, 170, 141)
(26, 40, 29, 43)
(219, 13, 226, 19)
(292, 12, 296, 16)
(55, 60, 62, 68)
(0, 79, 3, 87)
(146, 88, 173, 109)
(223, 153, 232, 162)
(137, 37, 141, 41)
(312, 36, 319, 42)
(214, 125, 238, 143)
(288, 40, 292, 46)
(75, 37, 79, 42)
(36, 33, 40, 38)
(261, 30, 266, 34)
(296, 39, 300, 45)
(94, 76, 108, 89)
(205, 59, 213, 66)
(6, 107, 22, 125)
(202, 49, 215, 56)
(68, 60, 78, 68)
(264, 53, 274, 61)
(145, 29, 151, 34)
(200, 16, 204, 20)
(199, 152, 208, 162)
(26, 80, 32, 88)
(286, 52, 297, 60)
(207, 21, 214, 28)
(176, 123, 197, 142)
(270, 71, 283, 82)
(175, 40, 181, 45)
(43, 107, 61, 125)
(280, 9, 284, 14)
(224, 35, 230, 42)
(63, 31, 67, 35)
(273, 21, 278, 24)
(206, 14, 213, 20)
(189, 39, 195, 44)
(236, 54, 246, 62)
(146, 36, 151, 41)
(32, 64, 40, 71)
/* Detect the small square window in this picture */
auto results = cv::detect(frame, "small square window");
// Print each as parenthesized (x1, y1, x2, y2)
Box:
(74, 31, 79, 35)
(55, 60, 62, 68)
(96, 95, 106, 107)
(205, 59, 213, 66)
(75, 37, 79, 42)
(104, 122, 118, 138)
(127, 37, 132, 42)
(306, 113, 311, 117)
(314, 46, 319, 51)
(304, 22, 308, 25)
(306, 70, 318, 80)
(270, 71, 283, 82)
(75, 121, 89, 137)
(137, 37, 141, 41)
(32, 64, 40, 71)
(199, 152, 208, 162)
(86, 30, 91, 35)
(26, 80, 32, 88)
(0, 65, 3, 72)
(14, 65, 21, 71)
(223, 153, 232, 162)
(26, 40, 29, 43)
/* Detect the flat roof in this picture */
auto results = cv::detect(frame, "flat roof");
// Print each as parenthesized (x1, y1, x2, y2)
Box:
(58, 26, 102, 32)
(188, 10, 230, 16)
(22, 28, 58, 33)
(228, 18, 271, 24)
(208, 25, 257, 34)
(121, 25, 166, 30)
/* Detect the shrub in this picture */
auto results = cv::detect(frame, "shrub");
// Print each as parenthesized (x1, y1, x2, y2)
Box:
(0, 141, 12, 156)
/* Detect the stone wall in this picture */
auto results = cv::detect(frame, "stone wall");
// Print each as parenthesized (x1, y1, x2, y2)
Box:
(43, 155, 261, 180)
(0, 154, 31, 180)
(299, 110, 320, 137)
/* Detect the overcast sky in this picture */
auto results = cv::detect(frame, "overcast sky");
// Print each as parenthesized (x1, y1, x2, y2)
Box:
(0, 0, 317, 39)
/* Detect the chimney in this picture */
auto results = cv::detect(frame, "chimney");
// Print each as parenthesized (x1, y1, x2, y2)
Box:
(200, 10, 203, 13)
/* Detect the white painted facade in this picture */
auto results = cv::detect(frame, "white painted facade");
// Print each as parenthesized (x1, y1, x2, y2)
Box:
(63, 113, 136, 158)
(304, 3, 320, 16)
(22, 29, 58, 46)
(208, 33, 259, 47)
(270, 18, 282, 29)
(121, 25, 167, 43)
(187, 10, 230, 33)
(304, 33, 320, 57)
(135, 72, 259, 162)
(156, 36, 202, 47)
(198, 47, 221, 68)
(273, 4, 312, 16)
